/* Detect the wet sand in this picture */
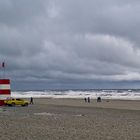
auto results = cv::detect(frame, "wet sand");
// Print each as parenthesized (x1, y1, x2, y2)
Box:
(0, 98, 140, 140)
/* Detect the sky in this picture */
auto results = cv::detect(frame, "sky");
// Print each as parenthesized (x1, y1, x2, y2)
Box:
(0, 0, 140, 90)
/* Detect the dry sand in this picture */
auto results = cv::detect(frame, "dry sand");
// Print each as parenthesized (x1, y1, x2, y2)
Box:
(0, 98, 140, 140)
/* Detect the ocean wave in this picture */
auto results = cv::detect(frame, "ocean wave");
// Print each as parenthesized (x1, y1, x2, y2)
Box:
(10, 89, 140, 100)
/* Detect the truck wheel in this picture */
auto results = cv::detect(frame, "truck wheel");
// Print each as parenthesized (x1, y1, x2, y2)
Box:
(25, 103, 28, 106)
(22, 103, 28, 107)
(11, 103, 15, 106)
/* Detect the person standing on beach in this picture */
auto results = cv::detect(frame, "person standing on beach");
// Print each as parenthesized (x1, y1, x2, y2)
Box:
(84, 97, 87, 103)
(30, 97, 34, 104)
(87, 97, 90, 103)
(97, 97, 101, 102)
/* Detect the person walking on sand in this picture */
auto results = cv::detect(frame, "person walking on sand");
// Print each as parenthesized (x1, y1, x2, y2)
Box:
(84, 97, 87, 103)
(30, 97, 34, 104)
(87, 97, 90, 103)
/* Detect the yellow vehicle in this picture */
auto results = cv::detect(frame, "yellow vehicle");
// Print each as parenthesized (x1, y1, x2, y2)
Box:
(4, 98, 29, 106)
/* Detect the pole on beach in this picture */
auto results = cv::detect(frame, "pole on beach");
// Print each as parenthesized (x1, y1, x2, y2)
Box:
(0, 62, 5, 79)
(2, 62, 5, 79)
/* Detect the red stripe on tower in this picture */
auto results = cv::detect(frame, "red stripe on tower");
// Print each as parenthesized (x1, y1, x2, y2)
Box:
(0, 90, 10, 94)
(0, 79, 10, 84)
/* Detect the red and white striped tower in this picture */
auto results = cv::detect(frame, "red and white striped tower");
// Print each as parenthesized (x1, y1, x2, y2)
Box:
(0, 79, 11, 100)
(0, 62, 11, 105)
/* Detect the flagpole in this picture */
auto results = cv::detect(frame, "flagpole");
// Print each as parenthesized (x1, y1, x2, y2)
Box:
(2, 62, 5, 79)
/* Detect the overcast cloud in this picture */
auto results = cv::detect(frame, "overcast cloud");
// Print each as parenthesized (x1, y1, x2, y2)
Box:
(0, 0, 140, 90)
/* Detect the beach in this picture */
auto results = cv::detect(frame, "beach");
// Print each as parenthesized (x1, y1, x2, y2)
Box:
(0, 98, 140, 140)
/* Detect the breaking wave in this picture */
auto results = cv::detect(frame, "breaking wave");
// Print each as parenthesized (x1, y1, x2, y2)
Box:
(11, 89, 140, 100)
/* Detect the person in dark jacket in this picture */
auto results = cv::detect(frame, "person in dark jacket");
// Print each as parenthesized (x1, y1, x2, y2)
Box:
(84, 97, 87, 103)
(30, 97, 34, 104)
(87, 97, 90, 103)
(97, 97, 101, 102)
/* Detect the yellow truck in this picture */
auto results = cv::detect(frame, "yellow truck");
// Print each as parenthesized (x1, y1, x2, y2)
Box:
(4, 98, 29, 106)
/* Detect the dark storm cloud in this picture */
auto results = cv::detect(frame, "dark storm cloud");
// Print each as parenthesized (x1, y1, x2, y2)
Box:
(1, 0, 140, 89)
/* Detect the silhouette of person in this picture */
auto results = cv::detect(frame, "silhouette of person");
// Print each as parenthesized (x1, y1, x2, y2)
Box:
(30, 97, 34, 104)
(87, 97, 90, 103)
(84, 97, 87, 103)
(97, 97, 101, 102)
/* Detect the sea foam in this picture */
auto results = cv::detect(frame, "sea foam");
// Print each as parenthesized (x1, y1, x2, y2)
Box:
(11, 89, 140, 100)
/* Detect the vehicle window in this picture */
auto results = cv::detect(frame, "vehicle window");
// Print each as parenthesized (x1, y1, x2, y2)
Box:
(16, 99, 21, 101)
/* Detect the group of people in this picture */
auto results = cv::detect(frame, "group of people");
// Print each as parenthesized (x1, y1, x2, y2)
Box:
(84, 96, 102, 103)
(84, 97, 90, 103)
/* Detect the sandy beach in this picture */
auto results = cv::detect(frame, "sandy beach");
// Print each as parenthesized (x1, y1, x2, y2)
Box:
(0, 98, 140, 140)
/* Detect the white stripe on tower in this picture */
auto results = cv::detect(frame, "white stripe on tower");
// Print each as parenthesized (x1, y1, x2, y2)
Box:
(0, 85, 10, 89)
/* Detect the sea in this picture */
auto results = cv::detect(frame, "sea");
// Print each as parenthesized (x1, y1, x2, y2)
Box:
(11, 89, 140, 100)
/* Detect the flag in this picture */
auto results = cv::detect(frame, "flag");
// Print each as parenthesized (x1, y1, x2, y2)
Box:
(2, 62, 5, 68)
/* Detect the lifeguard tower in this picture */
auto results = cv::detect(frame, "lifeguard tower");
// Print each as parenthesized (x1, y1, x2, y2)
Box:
(0, 62, 11, 105)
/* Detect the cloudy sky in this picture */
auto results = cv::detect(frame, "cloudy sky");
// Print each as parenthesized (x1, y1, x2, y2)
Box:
(0, 0, 140, 90)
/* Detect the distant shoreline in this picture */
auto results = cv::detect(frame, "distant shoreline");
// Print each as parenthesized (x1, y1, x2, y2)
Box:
(11, 89, 140, 101)
(11, 96, 140, 101)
